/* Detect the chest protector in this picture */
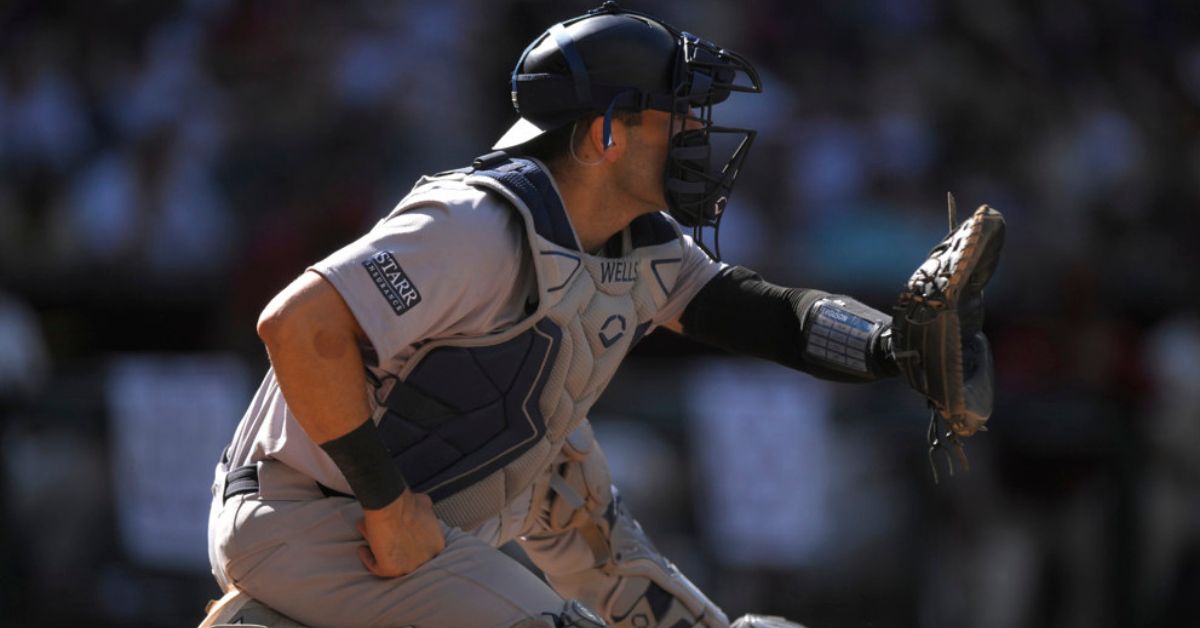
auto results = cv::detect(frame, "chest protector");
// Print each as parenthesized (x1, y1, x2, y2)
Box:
(372, 156, 686, 530)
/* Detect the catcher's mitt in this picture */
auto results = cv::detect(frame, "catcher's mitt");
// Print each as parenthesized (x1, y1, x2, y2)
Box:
(893, 198, 1005, 441)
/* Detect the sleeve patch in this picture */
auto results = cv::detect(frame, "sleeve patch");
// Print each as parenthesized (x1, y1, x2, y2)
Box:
(363, 251, 422, 316)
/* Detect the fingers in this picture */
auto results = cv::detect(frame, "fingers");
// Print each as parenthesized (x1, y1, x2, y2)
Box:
(359, 541, 408, 578)
(357, 518, 394, 577)
(357, 544, 379, 574)
(355, 519, 378, 574)
(355, 493, 445, 579)
(357, 518, 412, 578)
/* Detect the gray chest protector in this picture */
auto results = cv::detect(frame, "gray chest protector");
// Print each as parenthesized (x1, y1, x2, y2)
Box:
(371, 156, 685, 530)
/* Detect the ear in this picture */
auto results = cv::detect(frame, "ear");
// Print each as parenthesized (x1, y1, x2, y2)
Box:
(584, 115, 628, 163)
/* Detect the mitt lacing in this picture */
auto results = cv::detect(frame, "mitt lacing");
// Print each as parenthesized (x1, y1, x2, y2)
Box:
(922, 193, 972, 484)
(926, 409, 969, 484)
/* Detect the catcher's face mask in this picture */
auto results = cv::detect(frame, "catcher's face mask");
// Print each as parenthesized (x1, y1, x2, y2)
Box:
(497, 2, 762, 239)
(663, 32, 761, 229)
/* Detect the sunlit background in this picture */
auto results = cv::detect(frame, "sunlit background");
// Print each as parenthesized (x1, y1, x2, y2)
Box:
(1, 1, 1198, 626)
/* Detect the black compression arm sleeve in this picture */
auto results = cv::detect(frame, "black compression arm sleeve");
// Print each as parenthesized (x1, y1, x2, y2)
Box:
(678, 266, 898, 382)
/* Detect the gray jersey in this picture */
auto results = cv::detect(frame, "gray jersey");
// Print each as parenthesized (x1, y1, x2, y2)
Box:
(222, 159, 723, 515)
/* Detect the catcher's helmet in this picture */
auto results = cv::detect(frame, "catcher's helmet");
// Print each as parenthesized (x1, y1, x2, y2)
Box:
(495, 1, 762, 229)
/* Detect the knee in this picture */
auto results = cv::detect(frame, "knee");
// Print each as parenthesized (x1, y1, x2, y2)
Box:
(535, 421, 615, 535)
(508, 599, 606, 627)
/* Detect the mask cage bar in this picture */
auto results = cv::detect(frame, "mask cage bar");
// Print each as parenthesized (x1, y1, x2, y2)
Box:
(664, 31, 762, 233)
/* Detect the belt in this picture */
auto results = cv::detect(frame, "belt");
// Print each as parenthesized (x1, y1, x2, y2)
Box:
(222, 464, 354, 503)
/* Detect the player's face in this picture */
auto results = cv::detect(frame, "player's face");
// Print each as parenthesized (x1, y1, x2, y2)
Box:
(618, 109, 699, 213)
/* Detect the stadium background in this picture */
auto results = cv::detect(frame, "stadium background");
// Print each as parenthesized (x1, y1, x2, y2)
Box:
(0, 1, 1197, 626)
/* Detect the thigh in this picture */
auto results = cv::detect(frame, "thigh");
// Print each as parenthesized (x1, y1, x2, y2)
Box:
(518, 422, 728, 627)
(230, 494, 566, 628)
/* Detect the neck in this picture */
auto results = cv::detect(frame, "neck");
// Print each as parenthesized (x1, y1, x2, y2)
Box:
(551, 163, 637, 254)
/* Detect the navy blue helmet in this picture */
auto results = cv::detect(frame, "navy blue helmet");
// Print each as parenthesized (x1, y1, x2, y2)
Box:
(495, 1, 762, 229)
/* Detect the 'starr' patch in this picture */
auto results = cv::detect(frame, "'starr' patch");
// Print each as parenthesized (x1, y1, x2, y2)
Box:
(363, 251, 422, 316)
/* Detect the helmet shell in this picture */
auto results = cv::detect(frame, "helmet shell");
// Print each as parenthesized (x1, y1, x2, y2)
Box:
(495, 12, 678, 149)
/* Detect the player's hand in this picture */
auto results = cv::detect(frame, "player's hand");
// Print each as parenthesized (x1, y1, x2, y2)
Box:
(356, 488, 445, 578)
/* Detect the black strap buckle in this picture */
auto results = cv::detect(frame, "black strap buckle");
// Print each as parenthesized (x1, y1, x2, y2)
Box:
(589, 1, 624, 16)
(472, 150, 510, 171)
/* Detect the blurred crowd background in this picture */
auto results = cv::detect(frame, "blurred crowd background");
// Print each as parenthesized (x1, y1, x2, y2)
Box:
(1, 0, 1198, 626)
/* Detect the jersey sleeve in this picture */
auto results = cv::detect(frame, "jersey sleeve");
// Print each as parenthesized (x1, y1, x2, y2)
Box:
(309, 198, 531, 363)
(652, 231, 728, 327)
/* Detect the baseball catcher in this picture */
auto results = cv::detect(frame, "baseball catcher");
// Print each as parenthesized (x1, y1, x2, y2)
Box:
(203, 2, 1004, 626)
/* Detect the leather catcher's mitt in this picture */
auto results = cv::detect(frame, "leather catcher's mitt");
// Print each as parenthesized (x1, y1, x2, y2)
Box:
(893, 201, 1005, 438)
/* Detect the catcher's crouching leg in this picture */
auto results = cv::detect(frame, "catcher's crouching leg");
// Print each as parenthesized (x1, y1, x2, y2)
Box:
(198, 587, 307, 628)
(519, 421, 730, 628)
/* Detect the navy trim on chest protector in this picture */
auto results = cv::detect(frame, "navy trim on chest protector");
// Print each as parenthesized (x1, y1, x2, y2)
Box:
(629, 212, 676, 248)
(375, 319, 563, 501)
(472, 158, 579, 251)
(469, 156, 677, 252)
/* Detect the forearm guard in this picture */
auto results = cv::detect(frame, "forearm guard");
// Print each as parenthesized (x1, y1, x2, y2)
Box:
(679, 266, 898, 382)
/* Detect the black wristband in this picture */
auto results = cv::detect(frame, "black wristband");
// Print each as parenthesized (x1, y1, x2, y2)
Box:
(319, 419, 407, 510)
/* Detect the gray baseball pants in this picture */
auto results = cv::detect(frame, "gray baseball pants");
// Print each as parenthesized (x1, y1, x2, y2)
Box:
(207, 425, 725, 627)
(208, 458, 570, 627)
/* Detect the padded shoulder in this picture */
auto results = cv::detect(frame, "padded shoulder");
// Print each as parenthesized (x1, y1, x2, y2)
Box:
(469, 158, 580, 251)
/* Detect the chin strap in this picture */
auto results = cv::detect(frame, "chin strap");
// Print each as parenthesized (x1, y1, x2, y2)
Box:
(690, 207, 724, 261)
